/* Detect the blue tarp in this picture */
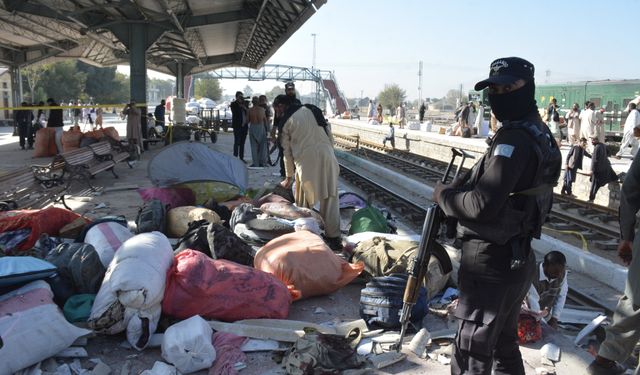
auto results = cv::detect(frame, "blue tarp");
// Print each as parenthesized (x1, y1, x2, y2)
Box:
(148, 142, 248, 192)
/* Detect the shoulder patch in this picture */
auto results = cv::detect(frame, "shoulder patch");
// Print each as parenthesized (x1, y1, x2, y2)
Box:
(494, 144, 515, 158)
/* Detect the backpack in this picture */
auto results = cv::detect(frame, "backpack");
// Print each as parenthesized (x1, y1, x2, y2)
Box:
(175, 220, 254, 266)
(45, 242, 106, 295)
(349, 205, 390, 235)
(359, 274, 427, 328)
(136, 199, 166, 234)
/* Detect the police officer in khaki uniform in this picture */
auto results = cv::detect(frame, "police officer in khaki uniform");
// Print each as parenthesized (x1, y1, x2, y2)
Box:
(433, 57, 561, 375)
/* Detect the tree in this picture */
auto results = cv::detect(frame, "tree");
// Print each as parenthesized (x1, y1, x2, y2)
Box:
(194, 75, 222, 100)
(77, 61, 123, 103)
(265, 85, 284, 100)
(40, 61, 86, 102)
(243, 85, 254, 97)
(445, 88, 467, 108)
(21, 64, 47, 103)
(377, 83, 406, 113)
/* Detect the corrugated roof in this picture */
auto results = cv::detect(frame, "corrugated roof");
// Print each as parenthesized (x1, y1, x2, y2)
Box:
(0, 0, 326, 76)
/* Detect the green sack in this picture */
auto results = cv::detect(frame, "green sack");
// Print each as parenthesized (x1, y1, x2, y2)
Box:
(63, 294, 96, 323)
(349, 205, 390, 235)
(282, 328, 364, 374)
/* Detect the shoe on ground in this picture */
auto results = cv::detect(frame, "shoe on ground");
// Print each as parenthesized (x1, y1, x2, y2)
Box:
(587, 360, 626, 375)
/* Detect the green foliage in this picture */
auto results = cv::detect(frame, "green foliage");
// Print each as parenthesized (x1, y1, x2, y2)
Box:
(194, 75, 222, 100)
(265, 86, 284, 100)
(40, 61, 86, 102)
(377, 83, 406, 113)
(150, 78, 174, 101)
(243, 85, 254, 98)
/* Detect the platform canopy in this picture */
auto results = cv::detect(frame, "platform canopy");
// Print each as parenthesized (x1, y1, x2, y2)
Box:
(0, 0, 325, 75)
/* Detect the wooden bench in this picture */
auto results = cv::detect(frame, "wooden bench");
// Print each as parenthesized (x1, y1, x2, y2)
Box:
(89, 140, 132, 168)
(58, 147, 117, 191)
(0, 165, 69, 210)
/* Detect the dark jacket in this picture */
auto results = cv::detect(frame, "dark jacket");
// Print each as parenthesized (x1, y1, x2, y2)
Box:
(15, 109, 34, 125)
(230, 100, 244, 128)
(439, 114, 548, 282)
(154, 104, 165, 124)
(566, 145, 589, 170)
(46, 103, 64, 128)
(591, 142, 618, 185)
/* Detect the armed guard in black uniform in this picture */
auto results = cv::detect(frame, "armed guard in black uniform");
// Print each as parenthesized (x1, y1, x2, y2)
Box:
(433, 57, 561, 375)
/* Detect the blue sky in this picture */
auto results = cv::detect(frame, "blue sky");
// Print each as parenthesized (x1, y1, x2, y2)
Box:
(144, 0, 640, 100)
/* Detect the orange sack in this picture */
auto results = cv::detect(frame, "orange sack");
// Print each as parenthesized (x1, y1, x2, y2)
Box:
(102, 127, 120, 142)
(254, 230, 364, 300)
(61, 130, 83, 152)
(33, 128, 58, 157)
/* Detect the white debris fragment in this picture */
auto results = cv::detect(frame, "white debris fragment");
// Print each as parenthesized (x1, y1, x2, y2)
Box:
(313, 307, 328, 314)
(540, 343, 561, 362)
(140, 361, 177, 375)
(437, 353, 451, 365)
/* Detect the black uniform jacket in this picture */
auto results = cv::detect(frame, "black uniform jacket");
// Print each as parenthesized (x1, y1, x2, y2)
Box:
(438, 118, 540, 282)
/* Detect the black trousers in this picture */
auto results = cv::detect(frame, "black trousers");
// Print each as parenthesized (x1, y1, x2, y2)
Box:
(233, 125, 248, 160)
(18, 122, 33, 149)
(561, 167, 577, 195)
(452, 250, 535, 375)
(278, 144, 285, 177)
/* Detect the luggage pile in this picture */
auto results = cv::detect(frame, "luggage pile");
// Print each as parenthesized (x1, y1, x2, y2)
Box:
(0, 146, 454, 374)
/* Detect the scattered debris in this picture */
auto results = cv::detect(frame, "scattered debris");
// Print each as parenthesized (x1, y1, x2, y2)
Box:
(94, 203, 108, 209)
(240, 339, 282, 352)
(559, 306, 606, 325)
(408, 328, 431, 357)
(437, 353, 451, 365)
(367, 352, 406, 369)
(88, 359, 111, 375)
(54, 347, 89, 358)
(574, 315, 608, 345)
(314, 307, 328, 314)
(541, 343, 561, 362)
(140, 361, 177, 375)
(535, 367, 557, 375)
(104, 184, 139, 193)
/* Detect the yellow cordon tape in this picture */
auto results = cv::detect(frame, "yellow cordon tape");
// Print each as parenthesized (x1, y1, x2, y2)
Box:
(0, 103, 149, 110)
(542, 226, 589, 251)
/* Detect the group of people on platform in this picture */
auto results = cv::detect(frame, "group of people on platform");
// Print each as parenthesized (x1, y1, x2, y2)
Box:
(14, 98, 65, 153)
(229, 81, 342, 251)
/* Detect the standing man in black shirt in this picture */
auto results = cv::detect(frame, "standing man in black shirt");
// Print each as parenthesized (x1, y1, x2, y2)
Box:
(230, 91, 247, 162)
(154, 99, 166, 131)
(46, 98, 64, 154)
(433, 57, 561, 375)
(15, 102, 34, 150)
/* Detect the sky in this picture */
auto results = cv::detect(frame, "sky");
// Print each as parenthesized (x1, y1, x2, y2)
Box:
(124, 0, 640, 101)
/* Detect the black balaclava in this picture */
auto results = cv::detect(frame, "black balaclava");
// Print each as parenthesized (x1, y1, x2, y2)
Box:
(488, 80, 538, 122)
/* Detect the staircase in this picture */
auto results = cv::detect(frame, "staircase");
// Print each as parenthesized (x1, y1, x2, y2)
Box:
(320, 73, 348, 116)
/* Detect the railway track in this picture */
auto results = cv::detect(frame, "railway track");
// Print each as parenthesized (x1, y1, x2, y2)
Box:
(333, 132, 622, 250)
(338, 162, 612, 315)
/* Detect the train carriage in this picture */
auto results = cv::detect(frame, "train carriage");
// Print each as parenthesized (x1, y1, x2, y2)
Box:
(473, 80, 640, 140)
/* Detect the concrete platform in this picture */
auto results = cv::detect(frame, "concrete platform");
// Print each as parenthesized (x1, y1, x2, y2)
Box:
(329, 118, 634, 208)
(0, 116, 609, 374)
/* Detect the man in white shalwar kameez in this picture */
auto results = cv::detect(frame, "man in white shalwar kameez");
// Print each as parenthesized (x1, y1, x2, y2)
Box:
(273, 95, 342, 250)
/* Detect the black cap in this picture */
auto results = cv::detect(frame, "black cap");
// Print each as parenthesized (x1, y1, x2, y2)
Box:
(285, 81, 295, 89)
(474, 57, 535, 91)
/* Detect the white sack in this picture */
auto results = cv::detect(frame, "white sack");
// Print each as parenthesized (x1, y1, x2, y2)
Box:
(0, 281, 91, 375)
(89, 232, 173, 350)
(84, 222, 134, 267)
(161, 315, 216, 374)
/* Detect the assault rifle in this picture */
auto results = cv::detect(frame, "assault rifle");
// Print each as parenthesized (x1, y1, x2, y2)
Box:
(394, 147, 473, 352)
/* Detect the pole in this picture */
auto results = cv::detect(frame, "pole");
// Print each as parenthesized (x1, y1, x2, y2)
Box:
(418, 61, 423, 105)
(311, 33, 317, 70)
